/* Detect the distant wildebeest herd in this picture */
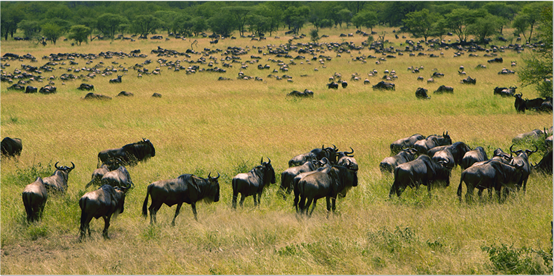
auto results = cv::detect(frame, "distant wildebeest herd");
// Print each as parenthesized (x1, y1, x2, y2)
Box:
(1, 34, 552, 113)
(4, 124, 551, 240)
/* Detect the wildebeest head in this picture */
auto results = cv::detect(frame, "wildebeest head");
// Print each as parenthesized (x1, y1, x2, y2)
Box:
(509, 144, 538, 160)
(202, 172, 221, 203)
(261, 157, 276, 184)
(54, 161, 75, 178)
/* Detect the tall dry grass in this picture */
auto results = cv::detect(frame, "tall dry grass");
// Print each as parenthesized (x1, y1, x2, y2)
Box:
(1, 26, 552, 274)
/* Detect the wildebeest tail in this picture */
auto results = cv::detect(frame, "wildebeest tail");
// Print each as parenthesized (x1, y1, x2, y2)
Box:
(142, 184, 151, 218)
(389, 167, 400, 197)
(457, 172, 465, 198)
(79, 197, 88, 228)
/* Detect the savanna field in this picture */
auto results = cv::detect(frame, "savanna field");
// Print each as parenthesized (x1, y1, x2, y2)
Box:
(1, 26, 553, 274)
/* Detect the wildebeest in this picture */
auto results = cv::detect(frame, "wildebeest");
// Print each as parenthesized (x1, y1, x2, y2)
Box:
(428, 141, 471, 168)
(280, 160, 321, 198)
(77, 83, 94, 91)
(97, 138, 156, 167)
(337, 147, 358, 170)
(25, 86, 37, 93)
(533, 149, 553, 174)
(117, 91, 134, 97)
(109, 75, 122, 83)
(493, 86, 516, 97)
(287, 89, 314, 98)
(434, 85, 454, 94)
(85, 160, 123, 188)
(460, 146, 489, 170)
(297, 165, 358, 217)
(389, 155, 451, 197)
(487, 57, 503, 63)
(43, 162, 75, 194)
(232, 157, 276, 208)
(512, 129, 544, 144)
(457, 160, 523, 203)
(341, 81, 348, 88)
(288, 152, 317, 167)
(415, 87, 430, 99)
(310, 145, 339, 164)
(327, 82, 339, 89)
(461, 76, 476, 84)
(509, 145, 537, 193)
(1, 137, 22, 158)
(79, 185, 128, 240)
(380, 148, 418, 174)
(83, 92, 112, 100)
(22, 177, 48, 222)
(152, 93, 162, 98)
(142, 173, 220, 224)
(413, 132, 452, 155)
(39, 85, 57, 94)
(373, 81, 395, 90)
(514, 93, 548, 112)
(390, 134, 425, 154)
(100, 166, 134, 189)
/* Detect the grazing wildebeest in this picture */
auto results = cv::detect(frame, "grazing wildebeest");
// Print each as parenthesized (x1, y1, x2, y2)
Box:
(83, 92, 112, 100)
(493, 86, 516, 97)
(461, 76, 476, 84)
(288, 152, 317, 167)
(152, 93, 162, 98)
(117, 91, 134, 97)
(460, 146, 489, 170)
(79, 185, 128, 240)
(232, 157, 276, 208)
(43, 162, 75, 194)
(341, 80, 348, 88)
(457, 160, 523, 203)
(487, 57, 503, 63)
(25, 86, 37, 93)
(327, 82, 339, 89)
(380, 148, 418, 174)
(142, 173, 220, 224)
(280, 160, 321, 198)
(22, 177, 48, 222)
(97, 138, 156, 167)
(373, 81, 395, 90)
(287, 89, 314, 98)
(390, 134, 425, 154)
(434, 85, 454, 94)
(77, 83, 94, 91)
(512, 129, 544, 144)
(509, 145, 537, 193)
(415, 87, 430, 99)
(413, 132, 452, 155)
(389, 155, 451, 197)
(39, 85, 57, 94)
(1, 137, 22, 158)
(109, 75, 122, 83)
(100, 166, 134, 189)
(534, 149, 553, 174)
(297, 165, 358, 217)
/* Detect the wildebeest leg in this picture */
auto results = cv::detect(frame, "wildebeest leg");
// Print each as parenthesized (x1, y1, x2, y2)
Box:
(149, 201, 163, 225)
(253, 194, 258, 207)
(308, 198, 317, 217)
(257, 192, 262, 206)
(294, 193, 300, 212)
(239, 194, 246, 207)
(326, 197, 331, 218)
(102, 216, 111, 239)
(232, 192, 238, 209)
(298, 195, 306, 214)
(190, 202, 198, 221)
(171, 203, 183, 226)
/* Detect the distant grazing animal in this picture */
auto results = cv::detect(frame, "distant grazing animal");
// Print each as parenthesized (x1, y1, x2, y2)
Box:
(142, 173, 220, 224)
(390, 134, 425, 154)
(77, 83, 94, 91)
(97, 138, 155, 167)
(327, 82, 339, 89)
(373, 81, 395, 90)
(487, 57, 503, 63)
(22, 177, 48, 222)
(1, 137, 22, 158)
(109, 75, 122, 83)
(152, 93, 162, 98)
(117, 91, 134, 97)
(380, 148, 418, 174)
(434, 85, 454, 94)
(461, 76, 476, 84)
(83, 92, 112, 100)
(415, 87, 430, 99)
(287, 89, 314, 98)
(341, 81, 348, 88)
(493, 86, 516, 97)
(79, 185, 128, 240)
(42, 162, 75, 194)
(336, 147, 358, 170)
(534, 150, 553, 174)
(39, 85, 57, 94)
(25, 86, 37, 93)
(310, 145, 339, 164)
(512, 129, 543, 144)
(389, 155, 451, 197)
(232, 157, 276, 208)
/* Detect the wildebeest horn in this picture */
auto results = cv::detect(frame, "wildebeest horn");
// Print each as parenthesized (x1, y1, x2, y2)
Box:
(509, 144, 515, 154)
(215, 172, 220, 180)
(345, 147, 354, 156)
(333, 144, 337, 151)
(267, 157, 271, 164)
(55, 162, 60, 169)
(70, 162, 75, 170)
(261, 157, 264, 164)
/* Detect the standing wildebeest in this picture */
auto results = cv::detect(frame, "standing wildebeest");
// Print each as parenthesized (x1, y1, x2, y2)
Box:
(1, 137, 22, 158)
(493, 86, 516, 97)
(85, 160, 122, 188)
(415, 87, 430, 99)
(337, 147, 358, 170)
(25, 86, 38, 93)
(428, 141, 472, 168)
(77, 83, 94, 91)
(100, 166, 134, 189)
(297, 165, 358, 217)
(310, 145, 339, 164)
(509, 145, 537, 193)
(460, 146, 489, 170)
(461, 76, 476, 84)
(83, 92, 112, 100)
(232, 157, 276, 208)
(327, 82, 339, 89)
(389, 155, 451, 197)
(79, 185, 128, 240)
(413, 132, 452, 155)
(97, 138, 156, 167)
(380, 148, 418, 174)
(43, 162, 75, 194)
(142, 173, 220, 224)
(288, 152, 317, 167)
(280, 160, 322, 198)
(373, 81, 395, 90)
(390, 134, 425, 154)
(457, 160, 523, 203)
(514, 93, 547, 113)
(22, 177, 48, 222)
(292, 158, 332, 211)
(109, 75, 122, 83)
(434, 85, 454, 94)
(534, 149, 553, 174)
(287, 89, 314, 98)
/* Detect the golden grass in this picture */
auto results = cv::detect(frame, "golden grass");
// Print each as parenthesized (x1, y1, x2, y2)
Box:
(1, 26, 552, 274)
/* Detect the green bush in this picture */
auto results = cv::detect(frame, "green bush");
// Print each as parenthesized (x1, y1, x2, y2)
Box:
(482, 243, 553, 274)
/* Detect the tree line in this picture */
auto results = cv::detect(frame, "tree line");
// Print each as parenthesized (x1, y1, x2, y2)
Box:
(0, 1, 550, 46)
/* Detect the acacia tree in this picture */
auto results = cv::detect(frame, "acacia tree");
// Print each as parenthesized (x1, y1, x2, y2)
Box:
(132, 15, 162, 37)
(18, 20, 41, 40)
(518, 6, 553, 98)
(68, 25, 90, 45)
(444, 8, 486, 43)
(352, 10, 378, 32)
(402, 9, 442, 41)
(42, 23, 63, 44)
(97, 13, 128, 39)
(225, 6, 252, 37)
(468, 13, 503, 43)
(512, 2, 550, 44)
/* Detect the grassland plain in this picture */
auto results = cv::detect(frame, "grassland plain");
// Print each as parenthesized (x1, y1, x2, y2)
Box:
(1, 26, 552, 274)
